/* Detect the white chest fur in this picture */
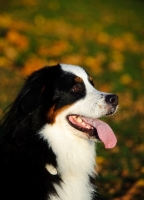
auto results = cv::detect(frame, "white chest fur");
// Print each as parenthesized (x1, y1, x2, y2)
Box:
(41, 122, 96, 200)
(50, 176, 94, 200)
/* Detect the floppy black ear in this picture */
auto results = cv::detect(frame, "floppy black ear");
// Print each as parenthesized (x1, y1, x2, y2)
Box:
(19, 75, 45, 114)
(20, 86, 44, 114)
(18, 65, 62, 114)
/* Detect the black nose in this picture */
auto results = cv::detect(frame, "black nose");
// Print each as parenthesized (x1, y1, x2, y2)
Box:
(105, 94, 118, 106)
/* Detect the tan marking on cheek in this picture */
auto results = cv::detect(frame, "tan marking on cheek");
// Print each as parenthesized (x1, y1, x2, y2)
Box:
(47, 104, 72, 124)
(47, 105, 56, 124)
(74, 76, 83, 83)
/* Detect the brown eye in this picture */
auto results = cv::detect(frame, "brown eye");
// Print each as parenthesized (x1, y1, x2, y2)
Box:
(71, 84, 81, 93)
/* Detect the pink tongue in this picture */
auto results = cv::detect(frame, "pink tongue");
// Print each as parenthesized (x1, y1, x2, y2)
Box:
(95, 120, 117, 149)
(82, 118, 117, 149)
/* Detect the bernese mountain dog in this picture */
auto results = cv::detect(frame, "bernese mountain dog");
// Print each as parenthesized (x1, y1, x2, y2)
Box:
(0, 64, 118, 200)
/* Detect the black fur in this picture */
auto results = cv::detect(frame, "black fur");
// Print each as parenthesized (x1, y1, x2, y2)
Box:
(0, 64, 89, 200)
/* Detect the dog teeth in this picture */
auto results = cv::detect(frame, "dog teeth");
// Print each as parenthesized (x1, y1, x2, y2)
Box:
(72, 115, 93, 130)
(82, 121, 85, 125)
(77, 117, 82, 123)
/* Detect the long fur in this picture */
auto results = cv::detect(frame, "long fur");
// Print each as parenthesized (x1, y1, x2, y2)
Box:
(0, 64, 118, 200)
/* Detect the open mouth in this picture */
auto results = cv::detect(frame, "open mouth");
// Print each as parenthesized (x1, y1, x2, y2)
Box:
(67, 115, 100, 140)
(67, 115, 117, 149)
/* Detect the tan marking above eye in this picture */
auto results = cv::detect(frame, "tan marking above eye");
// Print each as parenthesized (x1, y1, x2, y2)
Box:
(89, 76, 93, 82)
(74, 76, 83, 83)
(88, 76, 94, 86)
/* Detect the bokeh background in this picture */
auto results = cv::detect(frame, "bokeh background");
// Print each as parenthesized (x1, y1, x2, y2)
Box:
(0, 0, 144, 199)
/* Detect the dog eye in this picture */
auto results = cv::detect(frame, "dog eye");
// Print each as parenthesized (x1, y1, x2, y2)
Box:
(71, 84, 82, 93)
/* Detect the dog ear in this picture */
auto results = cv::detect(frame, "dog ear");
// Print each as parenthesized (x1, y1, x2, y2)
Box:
(18, 65, 61, 114)
(20, 86, 44, 114)
(19, 72, 46, 114)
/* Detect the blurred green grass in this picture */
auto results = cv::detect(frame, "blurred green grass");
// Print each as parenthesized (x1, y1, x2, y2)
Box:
(0, 0, 144, 199)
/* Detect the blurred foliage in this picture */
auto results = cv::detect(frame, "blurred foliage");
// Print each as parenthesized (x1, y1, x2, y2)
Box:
(0, 0, 144, 199)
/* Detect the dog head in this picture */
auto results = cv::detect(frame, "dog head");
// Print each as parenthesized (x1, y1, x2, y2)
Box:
(16, 64, 118, 148)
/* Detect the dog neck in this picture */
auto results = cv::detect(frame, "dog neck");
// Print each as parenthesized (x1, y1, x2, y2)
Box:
(40, 123, 96, 200)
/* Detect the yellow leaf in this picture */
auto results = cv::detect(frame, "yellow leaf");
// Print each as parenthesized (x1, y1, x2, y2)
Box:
(120, 74, 132, 85)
